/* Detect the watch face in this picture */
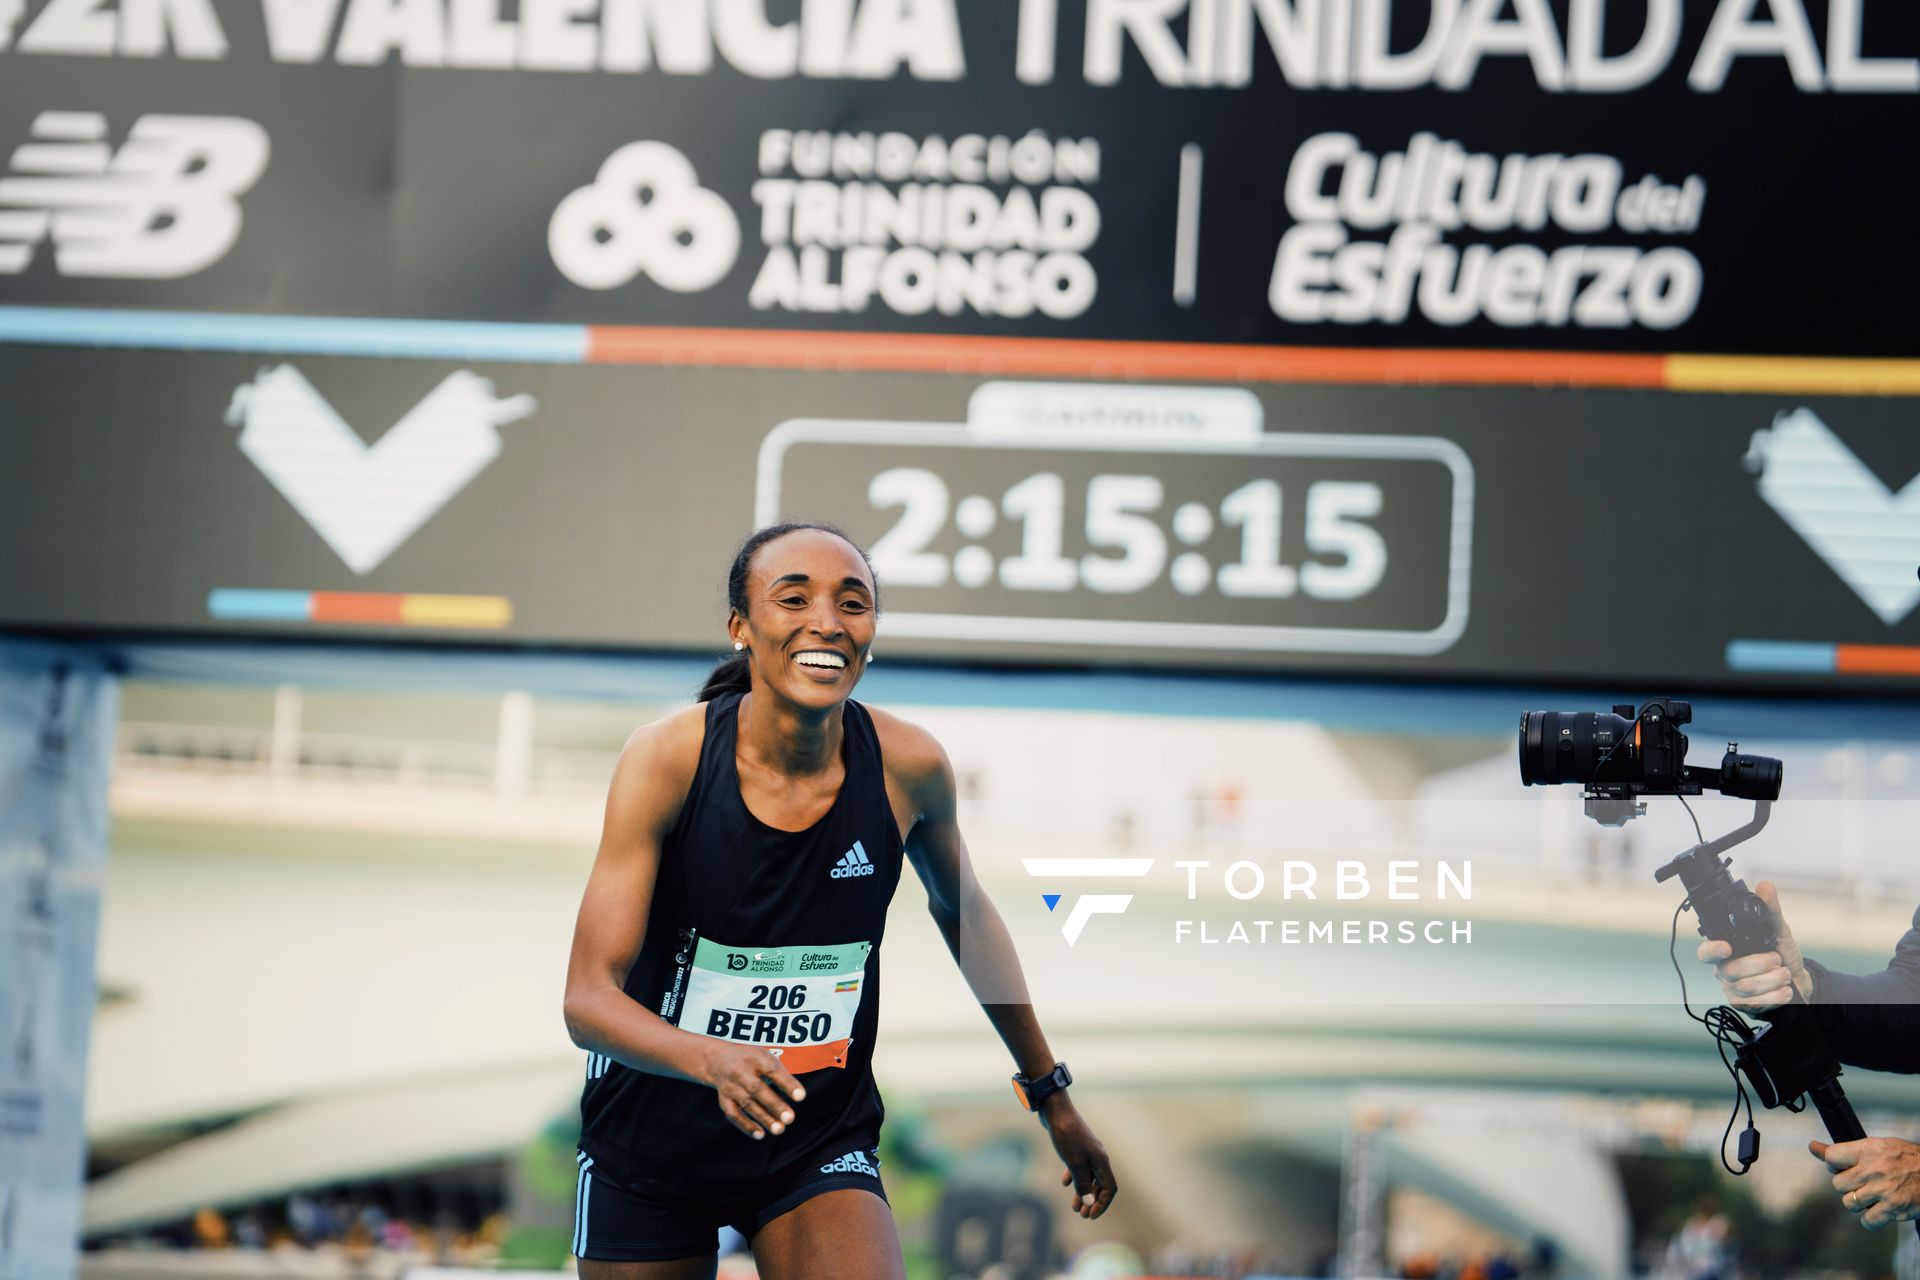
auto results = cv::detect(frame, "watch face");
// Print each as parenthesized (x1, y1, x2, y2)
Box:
(1011, 1078, 1031, 1110)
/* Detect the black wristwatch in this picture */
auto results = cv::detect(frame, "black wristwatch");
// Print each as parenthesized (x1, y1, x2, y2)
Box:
(1011, 1061, 1072, 1114)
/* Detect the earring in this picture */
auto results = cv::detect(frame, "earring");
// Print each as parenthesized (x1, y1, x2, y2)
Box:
(733, 641, 745, 652)
(865, 650, 873, 663)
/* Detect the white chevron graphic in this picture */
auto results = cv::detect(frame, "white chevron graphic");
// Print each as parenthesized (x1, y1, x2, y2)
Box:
(1745, 407, 1920, 626)
(227, 365, 534, 574)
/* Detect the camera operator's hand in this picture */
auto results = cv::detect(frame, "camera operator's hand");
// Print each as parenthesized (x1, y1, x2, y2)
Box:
(1814, 1138, 1920, 1230)
(1696, 880, 1812, 1010)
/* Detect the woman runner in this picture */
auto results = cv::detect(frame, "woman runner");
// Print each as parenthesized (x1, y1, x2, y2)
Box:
(564, 522, 1117, 1278)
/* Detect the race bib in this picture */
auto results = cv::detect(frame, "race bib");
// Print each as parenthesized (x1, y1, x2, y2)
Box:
(667, 935, 870, 1073)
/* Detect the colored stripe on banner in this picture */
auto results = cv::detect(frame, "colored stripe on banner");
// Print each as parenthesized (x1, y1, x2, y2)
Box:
(1727, 640, 1920, 677)
(398, 594, 515, 628)
(4, 306, 1920, 394)
(1725, 640, 1835, 674)
(1666, 356, 1920, 397)
(587, 326, 1672, 387)
(0, 307, 588, 362)
(1835, 645, 1920, 676)
(209, 589, 513, 629)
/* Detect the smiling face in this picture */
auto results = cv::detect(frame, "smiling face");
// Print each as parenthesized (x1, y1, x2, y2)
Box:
(729, 528, 877, 712)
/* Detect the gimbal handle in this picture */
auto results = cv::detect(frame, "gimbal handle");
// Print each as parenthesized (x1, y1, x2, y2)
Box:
(1654, 799, 1772, 887)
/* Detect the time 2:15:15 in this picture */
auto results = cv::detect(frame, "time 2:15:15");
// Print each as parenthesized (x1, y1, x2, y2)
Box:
(867, 468, 1387, 600)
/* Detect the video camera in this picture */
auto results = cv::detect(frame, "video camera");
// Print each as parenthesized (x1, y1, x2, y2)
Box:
(1518, 698, 1864, 1167)
(1520, 696, 1787, 959)
(1519, 697, 1781, 824)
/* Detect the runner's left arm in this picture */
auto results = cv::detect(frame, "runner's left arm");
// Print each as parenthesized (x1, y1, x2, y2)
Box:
(895, 724, 1118, 1221)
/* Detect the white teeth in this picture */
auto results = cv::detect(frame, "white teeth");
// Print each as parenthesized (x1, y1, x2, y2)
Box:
(794, 652, 846, 669)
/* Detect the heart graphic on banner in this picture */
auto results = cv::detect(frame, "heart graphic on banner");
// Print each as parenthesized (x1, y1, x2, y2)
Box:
(226, 365, 534, 574)
(1745, 408, 1920, 626)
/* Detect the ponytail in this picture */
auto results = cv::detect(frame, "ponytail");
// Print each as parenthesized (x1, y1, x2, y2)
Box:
(696, 652, 752, 702)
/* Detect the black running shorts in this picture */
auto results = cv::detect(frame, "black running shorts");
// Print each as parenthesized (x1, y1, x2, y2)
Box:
(571, 1142, 887, 1262)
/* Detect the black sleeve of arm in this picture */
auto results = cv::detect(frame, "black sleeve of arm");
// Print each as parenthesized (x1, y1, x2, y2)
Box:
(1805, 904, 1920, 1073)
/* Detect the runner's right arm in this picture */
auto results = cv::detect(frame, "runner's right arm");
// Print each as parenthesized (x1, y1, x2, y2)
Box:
(563, 710, 806, 1140)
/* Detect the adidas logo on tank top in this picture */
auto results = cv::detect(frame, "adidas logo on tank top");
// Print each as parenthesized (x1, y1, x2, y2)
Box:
(830, 840, 875, 879)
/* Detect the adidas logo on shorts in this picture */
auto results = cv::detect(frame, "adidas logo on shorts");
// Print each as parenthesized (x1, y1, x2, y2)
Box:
(829, 841, 875, 879)
(819, 1148, 879, 1177)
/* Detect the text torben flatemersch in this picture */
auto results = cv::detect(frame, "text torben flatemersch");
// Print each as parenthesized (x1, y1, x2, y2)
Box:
(1172, 859, 1474, 946)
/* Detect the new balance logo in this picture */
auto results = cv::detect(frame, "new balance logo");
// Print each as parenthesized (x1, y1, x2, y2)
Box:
(0, 111, 268, 278)
(819, 1149, 878, 1177)
(830, 841, 875, 880)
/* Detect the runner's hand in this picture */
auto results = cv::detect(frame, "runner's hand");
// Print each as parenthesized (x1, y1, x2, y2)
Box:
(1043, 1096, 1117, 1219)
(705, 1043, 806, 1140)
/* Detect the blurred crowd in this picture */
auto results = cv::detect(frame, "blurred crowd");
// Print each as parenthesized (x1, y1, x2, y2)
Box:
(1132, 1242, 1551, 1280)
(1396, 1253, 1531, 1280)
(86, 1189, 510, 1266)
(1143, 1240, 1316, 1277)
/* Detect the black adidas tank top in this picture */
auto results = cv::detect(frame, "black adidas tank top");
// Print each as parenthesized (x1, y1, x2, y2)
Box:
(578, 691, 903, 1196)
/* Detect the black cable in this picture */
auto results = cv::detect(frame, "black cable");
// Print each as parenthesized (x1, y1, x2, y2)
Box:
(1670, 900, 1706, 1025)
(1704, 1005, 1760, 1175)
(1676, 792, 1705, 846)
(1716, 1072, 1747, 1175)
(1671, 893, 1761, 1174)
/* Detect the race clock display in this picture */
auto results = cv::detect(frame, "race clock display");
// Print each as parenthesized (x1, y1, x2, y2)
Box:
(754, 410, 1473, 656)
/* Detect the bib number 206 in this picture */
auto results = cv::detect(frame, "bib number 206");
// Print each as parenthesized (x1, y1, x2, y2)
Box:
(748, 983, 808, 1010)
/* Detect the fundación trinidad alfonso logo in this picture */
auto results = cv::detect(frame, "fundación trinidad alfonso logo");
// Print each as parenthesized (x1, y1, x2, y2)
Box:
(1747, 408, 1920, 626)
(227, 366, 535, 574)
(549, 141, 739, 292)
(1023, 857, 1153, 947)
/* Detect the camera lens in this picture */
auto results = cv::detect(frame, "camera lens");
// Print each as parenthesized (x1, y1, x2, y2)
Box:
(1518, 711, 1544, 783)
(1518, 710, 1636, 786)
(1721, 751, 1784, 801)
